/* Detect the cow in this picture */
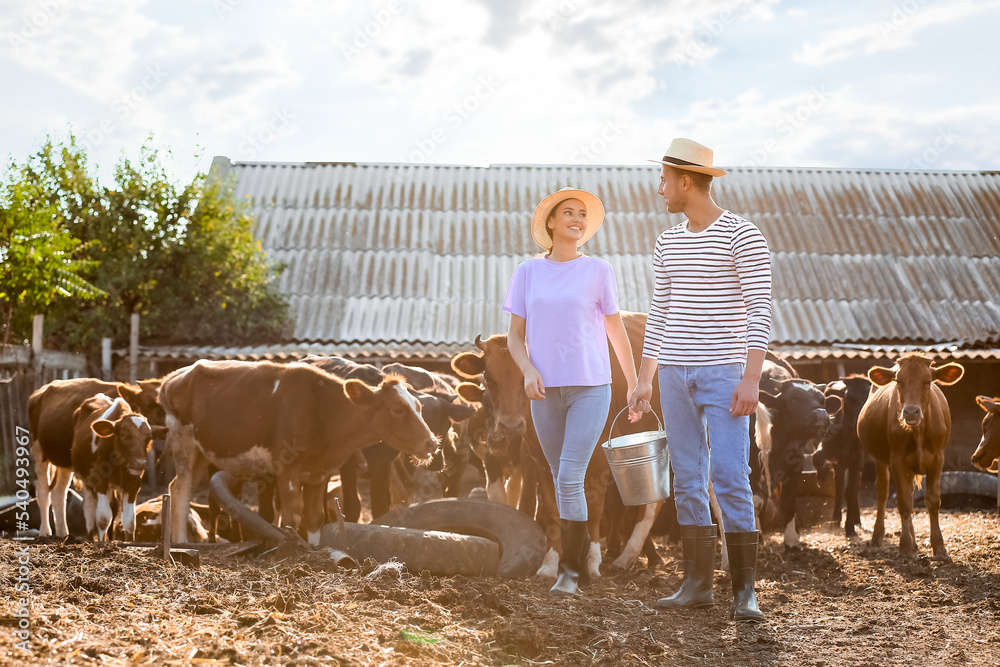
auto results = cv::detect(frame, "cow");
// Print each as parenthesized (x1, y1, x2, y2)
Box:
(811, 375, 872, 537)
(752, 378, 842, 548)
(29, 377, 164, 538)
(301, 356, 476, 520)
(159, 359, 438, 544)
(858, 354, 964, 558)
(70, 394, 165, 541)
(972, 396, 1000, 472)
(451, 311, 665, 578)
(133, 495, 211, 542)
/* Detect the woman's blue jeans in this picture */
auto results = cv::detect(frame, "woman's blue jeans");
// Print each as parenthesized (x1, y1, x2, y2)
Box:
(657, 363, 756, 532)
(530, 384, 612, 521)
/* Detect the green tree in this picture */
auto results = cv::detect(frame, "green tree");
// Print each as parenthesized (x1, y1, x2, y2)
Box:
(0, 170, 105, 349)
(14, 135, 289, 352)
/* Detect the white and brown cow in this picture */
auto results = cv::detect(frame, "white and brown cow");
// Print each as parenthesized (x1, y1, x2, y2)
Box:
(158, 360, 438, 544)
(971, 396, 999, 472)
(858, 354, 964, 557)
(71, 394, 164, 540)
(29, 377, 164, 538)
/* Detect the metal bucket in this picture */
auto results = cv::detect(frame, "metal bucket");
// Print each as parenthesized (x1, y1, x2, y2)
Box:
(602, 407, 671, 506)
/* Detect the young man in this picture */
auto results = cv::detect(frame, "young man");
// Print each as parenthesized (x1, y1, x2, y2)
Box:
(629, 138, 771, 622)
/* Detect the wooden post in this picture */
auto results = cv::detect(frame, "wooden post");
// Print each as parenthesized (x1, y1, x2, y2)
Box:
(162, 494, 172, 557)
(31, 314, 44, 354)
(101, 338, 113, 380)
(129, 313, 140, 385)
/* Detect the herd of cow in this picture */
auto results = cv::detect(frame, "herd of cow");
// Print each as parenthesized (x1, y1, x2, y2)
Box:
(23, 310, 1000, 581)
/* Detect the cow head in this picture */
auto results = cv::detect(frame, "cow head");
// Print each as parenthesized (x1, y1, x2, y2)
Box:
(452, 334, 527, 439)
(868, 355, 964, 429)
(972, 395, 1000, 473)
(343, 375, 438, 461)
(118, 379, 167, 427)
(759, 379, 843, 443)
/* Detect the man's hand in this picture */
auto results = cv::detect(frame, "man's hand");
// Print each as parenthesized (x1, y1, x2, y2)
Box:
(730, 376, 759, 417)
(523, 367, 545, 401)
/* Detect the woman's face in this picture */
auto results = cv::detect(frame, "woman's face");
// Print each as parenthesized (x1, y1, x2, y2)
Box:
(546, 198, 587, 244)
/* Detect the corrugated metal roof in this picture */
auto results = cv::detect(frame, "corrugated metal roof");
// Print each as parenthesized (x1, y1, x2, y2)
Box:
(145, 161, 1000, 361)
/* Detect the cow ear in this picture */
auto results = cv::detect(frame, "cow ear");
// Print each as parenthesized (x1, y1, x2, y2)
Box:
(976, 395, 1000, 413)
(91, 419, 116, 437)
(758, 391, 778, 409)
(344, 379, 379, 406)
(452, 352, 486, 379)
(825, 394, 844, 416)
(117, 384, 140, 407)
(933, 362, 964, 386)
(456, 382, 485, 404)
(448, 401, 478, 423)
(150, 425, 170, 440)
(867, 366, 896, 387)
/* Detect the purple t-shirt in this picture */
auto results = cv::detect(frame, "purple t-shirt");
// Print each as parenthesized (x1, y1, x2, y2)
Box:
(501, 255, 620, 387)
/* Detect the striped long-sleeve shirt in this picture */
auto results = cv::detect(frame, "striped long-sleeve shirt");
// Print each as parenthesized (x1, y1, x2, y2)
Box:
(641, 210, 772, 365)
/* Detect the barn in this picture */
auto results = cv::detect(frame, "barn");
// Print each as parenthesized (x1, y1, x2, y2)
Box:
(139, 159, 1000, 470)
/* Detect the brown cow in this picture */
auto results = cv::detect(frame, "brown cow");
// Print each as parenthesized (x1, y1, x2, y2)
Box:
(71, 394, 165, 540)
(452, 311, 664, 578)
(159, 360, 438, 544)
(29, 377, 164, 537)
(858, 354, 964, 557)
(971, 396, 1000, 473)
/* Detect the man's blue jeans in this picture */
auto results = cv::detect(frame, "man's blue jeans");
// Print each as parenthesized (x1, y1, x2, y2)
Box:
(530, 384, 612, 521)
(658, 364, 756, 532)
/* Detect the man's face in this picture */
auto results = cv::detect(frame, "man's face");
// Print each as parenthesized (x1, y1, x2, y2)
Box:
(658, 166, 686, 214)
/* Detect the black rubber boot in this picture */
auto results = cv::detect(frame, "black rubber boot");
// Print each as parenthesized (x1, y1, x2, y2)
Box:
(577, 522, 592, 589)
(657, 524, 717, 609)
(726, 531, 765, 622)
(550, 520, 588, 596)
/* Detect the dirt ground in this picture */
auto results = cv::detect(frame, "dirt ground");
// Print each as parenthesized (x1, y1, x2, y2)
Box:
(2, 506, 1000, 667)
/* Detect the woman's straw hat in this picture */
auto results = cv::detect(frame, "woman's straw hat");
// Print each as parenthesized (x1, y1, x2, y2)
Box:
(530, 187, 605, 250)
(648, 138, 727, 177)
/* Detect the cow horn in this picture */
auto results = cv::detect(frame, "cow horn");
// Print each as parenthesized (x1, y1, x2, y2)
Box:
(475, 334, 486, 352)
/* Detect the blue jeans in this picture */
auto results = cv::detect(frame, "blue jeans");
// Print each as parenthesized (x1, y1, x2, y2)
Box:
(658, 364, 756, 532)
(530, 384, 612, 521)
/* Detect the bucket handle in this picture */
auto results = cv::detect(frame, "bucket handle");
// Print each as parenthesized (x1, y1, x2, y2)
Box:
(609, 405, 664, 441)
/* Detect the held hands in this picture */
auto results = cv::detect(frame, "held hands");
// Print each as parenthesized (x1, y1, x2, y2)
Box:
(628, 381, 652, 423)
(523, 367, 546, 401)
(730, 376, 759, 417)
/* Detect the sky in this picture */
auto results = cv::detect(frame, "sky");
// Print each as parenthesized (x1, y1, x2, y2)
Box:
(2, 0, 998, 186)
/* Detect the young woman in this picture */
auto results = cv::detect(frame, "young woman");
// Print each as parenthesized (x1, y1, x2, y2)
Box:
(502, 187, 644, 596)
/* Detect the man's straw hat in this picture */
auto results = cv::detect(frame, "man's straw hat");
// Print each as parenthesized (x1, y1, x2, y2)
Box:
(648, 138, 727, 177)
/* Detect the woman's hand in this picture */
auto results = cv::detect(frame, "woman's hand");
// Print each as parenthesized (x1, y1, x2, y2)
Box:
(523, 367, 546, 401)
(628, 381, 652, 422)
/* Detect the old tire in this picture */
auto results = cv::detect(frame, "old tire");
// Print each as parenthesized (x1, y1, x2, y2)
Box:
(319, 522, 499, 577)
(914, 471, 998, 501)
(376, 498, 547, 578)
